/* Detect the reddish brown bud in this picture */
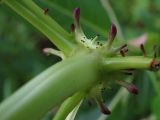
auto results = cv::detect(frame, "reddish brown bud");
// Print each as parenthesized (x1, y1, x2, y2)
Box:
(126, 84, 138, 95)
(140, 44, 146, 56)
(43, 8, 49, 15)
(117, 81, 138, 95)
(97, 100, 111, 115)
(108, 23, 117, 48)
(73, 8, 80, 26)
(70, 23, 75, 32)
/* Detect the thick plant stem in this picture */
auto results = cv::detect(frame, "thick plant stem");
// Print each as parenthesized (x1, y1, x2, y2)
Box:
(53, 92, 85, 120)
(0, 52, 100, 120)
(4, 0, 76, 55)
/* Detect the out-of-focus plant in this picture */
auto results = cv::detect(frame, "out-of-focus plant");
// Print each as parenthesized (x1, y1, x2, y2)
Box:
(0, 0, 160, 120)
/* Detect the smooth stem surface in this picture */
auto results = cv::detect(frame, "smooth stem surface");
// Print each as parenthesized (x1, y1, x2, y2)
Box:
(0, 52, 100, 120)
(53, 92, 85, 120)
(102, 56, 153, 71)
(4, 0, 76, 55)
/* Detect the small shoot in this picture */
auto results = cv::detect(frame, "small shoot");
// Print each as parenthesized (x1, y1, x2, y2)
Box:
(116, 80, 138, 95)
(107, 23, 117, 49)
(43, 48, 65, 59)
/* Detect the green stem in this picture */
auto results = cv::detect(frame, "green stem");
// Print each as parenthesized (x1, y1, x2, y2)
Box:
(4, 0, 76, 55)
(102, 56, 153, 71)
(53, 92, 85, 120)
(0, 52, 100, 120)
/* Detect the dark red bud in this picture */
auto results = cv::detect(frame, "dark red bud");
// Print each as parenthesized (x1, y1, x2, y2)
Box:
(117, 81, 138, 95)
(107, 23, 117, 48)
(97, 100, 111, 115)
(126, 84, 138, 95)
(108, 23, 117, 41)
(70, 23, 75, 32)
(73, 8, 80, 26)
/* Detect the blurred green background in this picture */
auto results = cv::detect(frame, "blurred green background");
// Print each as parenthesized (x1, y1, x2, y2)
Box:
(0, 0, 160, 120)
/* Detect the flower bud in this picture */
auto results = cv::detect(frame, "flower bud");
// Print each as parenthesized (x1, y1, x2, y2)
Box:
(117, 81, 138, 95)
(108, 23, 117, 48)
(97, 99, 111, 115)
(73, 8, 80, 26)
(126, 84, 138, 95)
